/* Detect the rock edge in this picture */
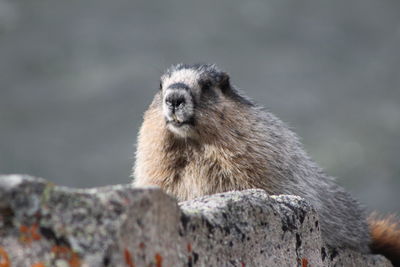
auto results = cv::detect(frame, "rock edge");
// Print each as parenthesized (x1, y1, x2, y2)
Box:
(0, 175, 392, 266)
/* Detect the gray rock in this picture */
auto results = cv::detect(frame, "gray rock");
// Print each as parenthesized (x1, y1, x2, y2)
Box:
(0, 174, 392, 266)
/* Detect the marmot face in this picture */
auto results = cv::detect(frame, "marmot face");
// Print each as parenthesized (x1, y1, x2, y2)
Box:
(159, 64, 231, 138)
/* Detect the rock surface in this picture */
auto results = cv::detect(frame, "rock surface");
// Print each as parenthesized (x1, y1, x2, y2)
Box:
(0, 174, 392, 266)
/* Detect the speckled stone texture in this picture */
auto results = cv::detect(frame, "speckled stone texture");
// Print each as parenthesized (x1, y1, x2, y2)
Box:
(0, 175, 392, 267)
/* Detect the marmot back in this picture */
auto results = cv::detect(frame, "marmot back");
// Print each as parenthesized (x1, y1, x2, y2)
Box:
(133, 63, 400, 265)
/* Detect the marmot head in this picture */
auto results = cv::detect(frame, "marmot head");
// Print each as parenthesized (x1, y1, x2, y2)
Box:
(159, 64, 250, 139)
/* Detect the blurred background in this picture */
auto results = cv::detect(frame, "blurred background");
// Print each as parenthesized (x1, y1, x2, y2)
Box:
(0, 0, 399, 213)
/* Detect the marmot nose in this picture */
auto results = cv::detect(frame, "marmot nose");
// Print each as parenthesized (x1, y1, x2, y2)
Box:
(165, 93, 186, 110)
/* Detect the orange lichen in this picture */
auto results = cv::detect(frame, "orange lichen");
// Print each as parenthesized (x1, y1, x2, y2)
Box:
(51, 245, 81, 267)
(31, 263, 46, 267)
(51, 245, 70, 255)
(0, 247, 10, 267)
(124, 248, 134, 267)
(20, 225, 29, 233)
(301, 258, 308, 267)
(31, 224, 41, 240)
(155, 253, 162, 267)
(187, 243, 192, 253)
(69, 253, 81, 267)
(19, 224, 42, 244)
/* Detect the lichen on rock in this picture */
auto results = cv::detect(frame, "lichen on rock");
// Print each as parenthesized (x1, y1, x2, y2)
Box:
(0, 174, 392, 266)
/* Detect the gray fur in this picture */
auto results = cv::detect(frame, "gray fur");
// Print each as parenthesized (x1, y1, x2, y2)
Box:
(240, 108, 371, 253)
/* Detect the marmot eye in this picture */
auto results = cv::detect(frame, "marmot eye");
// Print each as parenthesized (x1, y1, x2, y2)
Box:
(201, 81, 212, 91)
(159, 82, 162, 90)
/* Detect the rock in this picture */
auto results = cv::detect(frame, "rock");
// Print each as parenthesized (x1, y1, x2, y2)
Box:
(0, 174, 392, 266)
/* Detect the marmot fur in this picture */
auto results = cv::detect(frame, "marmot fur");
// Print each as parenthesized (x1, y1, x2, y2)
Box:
(133, 63, 400, 266)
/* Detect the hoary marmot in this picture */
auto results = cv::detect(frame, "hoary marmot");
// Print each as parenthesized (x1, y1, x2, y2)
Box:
(133, 63, 400, 266)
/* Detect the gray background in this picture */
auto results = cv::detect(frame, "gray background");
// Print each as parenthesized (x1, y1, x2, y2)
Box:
(0, 0, 399, 213)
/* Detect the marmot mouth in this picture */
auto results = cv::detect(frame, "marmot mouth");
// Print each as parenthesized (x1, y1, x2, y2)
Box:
(166, 117, 195, 127)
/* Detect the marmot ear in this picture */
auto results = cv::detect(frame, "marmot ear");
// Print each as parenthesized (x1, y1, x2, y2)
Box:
(218, 72, 231, 93)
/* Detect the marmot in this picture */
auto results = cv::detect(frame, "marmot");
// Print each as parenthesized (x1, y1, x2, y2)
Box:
(133, 63, 400, 265)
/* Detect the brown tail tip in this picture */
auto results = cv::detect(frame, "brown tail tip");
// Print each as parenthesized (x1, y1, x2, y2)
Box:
(369, 213, 400, 267)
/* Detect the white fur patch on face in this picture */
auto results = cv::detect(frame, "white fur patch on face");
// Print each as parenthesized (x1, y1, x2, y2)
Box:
(161, 67, 201, 139)
(167, 123, 194, 138)
(162, 69, 200, 89)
